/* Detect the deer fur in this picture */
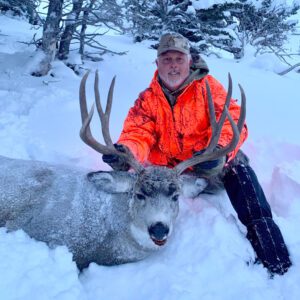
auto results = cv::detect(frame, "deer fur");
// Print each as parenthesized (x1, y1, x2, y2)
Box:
(0, 155, 206, 270)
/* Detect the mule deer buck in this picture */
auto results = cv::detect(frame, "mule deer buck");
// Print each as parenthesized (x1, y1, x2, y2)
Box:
(0, 71, 245, 270)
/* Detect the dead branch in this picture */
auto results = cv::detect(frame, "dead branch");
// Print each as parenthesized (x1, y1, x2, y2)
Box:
(277, 63, 300, 75)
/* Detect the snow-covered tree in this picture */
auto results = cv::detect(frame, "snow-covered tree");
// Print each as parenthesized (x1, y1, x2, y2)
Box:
(0, 0, 40, 24)
(58, 0, 84, 60)
(124, 0, 193, 42)
(57, 0, 124, 62)
(77, 0, 124, 61)
(29, 0, 124, 75)
(32, 0, 64, 76)
(235, 0, 300, 56)
(124, 0, 299, 59)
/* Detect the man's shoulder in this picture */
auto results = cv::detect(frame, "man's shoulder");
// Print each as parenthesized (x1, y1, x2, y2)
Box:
(195, 74, 221, 88)
(137, 85, 158, 101)
(197, 74, 216, 82)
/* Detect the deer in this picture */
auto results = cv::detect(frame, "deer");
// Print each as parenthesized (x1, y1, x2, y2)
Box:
(0, 71, 245, 270)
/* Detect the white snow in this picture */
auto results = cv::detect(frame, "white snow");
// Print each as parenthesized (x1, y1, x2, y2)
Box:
(0, 12, 300, 300)
(191, 0, 238, 10)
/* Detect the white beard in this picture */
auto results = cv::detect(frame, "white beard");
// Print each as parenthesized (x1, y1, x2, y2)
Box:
(160, 72, 186, 90)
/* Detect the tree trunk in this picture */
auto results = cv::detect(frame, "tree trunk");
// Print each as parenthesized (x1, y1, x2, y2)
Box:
(58, 0, 84, 60)
(32, 0, 64, 76)
(79, 0, 96, 57)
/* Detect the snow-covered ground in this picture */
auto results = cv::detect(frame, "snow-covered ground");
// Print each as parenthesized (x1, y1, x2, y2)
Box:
(0, 13, 300, 300)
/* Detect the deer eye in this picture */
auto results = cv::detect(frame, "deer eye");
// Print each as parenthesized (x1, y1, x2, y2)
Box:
(172, 194, 179, 202)
(136, 193, 146, 201)
(168, 183, 177, 196)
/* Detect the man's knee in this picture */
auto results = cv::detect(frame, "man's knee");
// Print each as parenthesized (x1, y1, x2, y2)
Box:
(223, 151, 272, 225)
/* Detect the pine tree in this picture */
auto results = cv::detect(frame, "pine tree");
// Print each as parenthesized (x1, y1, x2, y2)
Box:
(124, 0, 192, 42)
(237, 0, 300, 54)
(124, 0, 299, 59)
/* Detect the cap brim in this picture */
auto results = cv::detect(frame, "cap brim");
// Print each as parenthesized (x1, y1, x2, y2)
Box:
(158, 47, 189, 56)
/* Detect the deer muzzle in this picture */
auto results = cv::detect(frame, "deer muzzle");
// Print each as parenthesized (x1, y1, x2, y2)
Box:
(148, 222, 170, 246)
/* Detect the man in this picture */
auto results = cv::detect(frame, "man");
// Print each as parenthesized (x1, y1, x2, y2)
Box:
(102, 32, 292, 275)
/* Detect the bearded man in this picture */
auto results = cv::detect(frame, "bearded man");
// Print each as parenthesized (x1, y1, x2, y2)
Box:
(102, 32, 292, 275)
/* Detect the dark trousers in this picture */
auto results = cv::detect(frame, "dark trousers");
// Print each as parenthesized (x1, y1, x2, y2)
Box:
(223, 154, 292, 275)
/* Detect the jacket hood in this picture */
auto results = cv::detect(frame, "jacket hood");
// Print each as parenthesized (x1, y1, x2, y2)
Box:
(190, 54, 209, 80)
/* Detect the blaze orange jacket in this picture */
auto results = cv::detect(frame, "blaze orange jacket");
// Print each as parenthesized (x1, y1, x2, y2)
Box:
(118, 70, 248, 167)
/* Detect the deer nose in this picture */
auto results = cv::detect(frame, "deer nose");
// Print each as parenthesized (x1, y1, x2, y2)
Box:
(148, 222, 169, 241)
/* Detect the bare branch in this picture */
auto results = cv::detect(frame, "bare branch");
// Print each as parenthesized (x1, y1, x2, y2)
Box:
(277, 63, 300, 75)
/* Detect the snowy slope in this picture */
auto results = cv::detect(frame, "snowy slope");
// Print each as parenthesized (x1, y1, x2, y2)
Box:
(0, 14, 300, 300)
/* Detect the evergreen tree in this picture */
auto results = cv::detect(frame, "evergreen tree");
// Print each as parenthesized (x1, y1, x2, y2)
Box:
(236, 0, 300, 55)
(124, 0, 193, 42)
(124, 0, 299, 59)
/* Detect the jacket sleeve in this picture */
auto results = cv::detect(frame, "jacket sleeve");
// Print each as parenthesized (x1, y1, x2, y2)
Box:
(117, 92, 157, 163)
(204, 75, 248, 161)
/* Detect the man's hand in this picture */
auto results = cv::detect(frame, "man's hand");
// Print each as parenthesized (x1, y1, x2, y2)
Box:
(102, 144, 130, 171)
(193, 146, 226, 177)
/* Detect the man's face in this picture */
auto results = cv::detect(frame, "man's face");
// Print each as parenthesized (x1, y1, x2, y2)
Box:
(156, 51, 191, 91)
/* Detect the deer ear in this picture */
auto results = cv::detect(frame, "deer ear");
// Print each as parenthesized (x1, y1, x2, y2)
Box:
(180, 174, 208, 198)
(87, 171, 136, 193)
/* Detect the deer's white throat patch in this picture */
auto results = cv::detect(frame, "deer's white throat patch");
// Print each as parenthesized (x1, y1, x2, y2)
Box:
(130, 224, 161, 250)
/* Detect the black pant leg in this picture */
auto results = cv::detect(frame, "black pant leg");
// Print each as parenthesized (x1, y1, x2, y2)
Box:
(224, 162, 272, 224)
(223, 161, 292, 275)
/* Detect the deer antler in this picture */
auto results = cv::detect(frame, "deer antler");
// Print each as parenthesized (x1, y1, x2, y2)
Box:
(175, 73, 246, 175)
(79, 71, 144, 173)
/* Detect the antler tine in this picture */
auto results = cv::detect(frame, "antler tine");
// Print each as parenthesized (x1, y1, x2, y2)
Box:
(218, 82, 246, 156)
(79, 71, 144, 173)
(94, 70, 114, 148)
(204, 73, 233, 153)
(175, 74, 246, 175)
(237, 84, 246, 132)
(79, 71, 115, 155)
(79, 71, 91, 124)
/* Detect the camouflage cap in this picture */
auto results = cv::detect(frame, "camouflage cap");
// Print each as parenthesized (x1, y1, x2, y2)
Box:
(157, 33, 190, 56)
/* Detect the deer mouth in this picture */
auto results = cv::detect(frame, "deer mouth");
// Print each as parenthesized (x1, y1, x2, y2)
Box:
(148, 222, 169, 246)
(151, 237, 167, 246)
